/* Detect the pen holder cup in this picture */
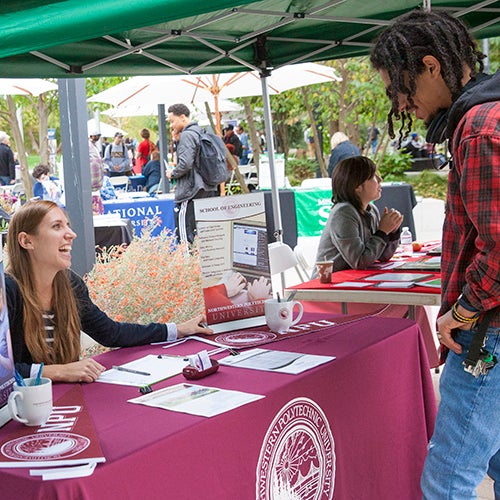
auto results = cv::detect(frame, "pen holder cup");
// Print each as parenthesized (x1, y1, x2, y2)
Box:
(8, 377, 53, 426)
(183, 359, 219, 380)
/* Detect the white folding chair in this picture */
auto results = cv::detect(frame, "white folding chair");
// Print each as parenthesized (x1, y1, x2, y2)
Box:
(268, 241, 308, 295)
(300, 178, 331, 189)
(108, 176, 130, 191)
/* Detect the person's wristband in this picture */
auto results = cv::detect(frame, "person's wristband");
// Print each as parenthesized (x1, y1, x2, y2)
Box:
(451, 302, 479, 324)
(457, 294, 479, 313)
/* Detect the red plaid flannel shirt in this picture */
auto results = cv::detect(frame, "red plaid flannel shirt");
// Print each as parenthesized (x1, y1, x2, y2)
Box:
(440, 101, 500, 326)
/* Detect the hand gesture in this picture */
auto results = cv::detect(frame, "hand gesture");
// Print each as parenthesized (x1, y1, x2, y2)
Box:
(378, 207, 404, 235)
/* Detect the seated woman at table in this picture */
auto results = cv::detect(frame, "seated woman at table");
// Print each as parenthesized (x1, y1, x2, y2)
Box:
(32, 164, 64, 207)
(314, 156, 403, 276)
(5, 200, 213, 383)
(142, 150, 161, 194)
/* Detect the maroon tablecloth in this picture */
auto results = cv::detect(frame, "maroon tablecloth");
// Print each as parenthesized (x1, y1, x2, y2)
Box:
(0, 315, 437, 499)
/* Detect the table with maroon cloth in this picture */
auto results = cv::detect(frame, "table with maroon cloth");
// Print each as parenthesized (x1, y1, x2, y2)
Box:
(0, 315, 436, 500)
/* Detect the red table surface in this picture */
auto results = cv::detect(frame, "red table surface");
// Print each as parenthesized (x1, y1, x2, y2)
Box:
(291, 268, 441, 294)
(0, 314, 437, 500)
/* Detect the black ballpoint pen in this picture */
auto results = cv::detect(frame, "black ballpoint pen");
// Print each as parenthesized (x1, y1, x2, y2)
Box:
(112, 366, 151, 376)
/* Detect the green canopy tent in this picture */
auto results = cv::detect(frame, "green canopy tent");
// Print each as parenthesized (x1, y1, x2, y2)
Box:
(0, 0, 498, 273)
(0, 0, 498, 77)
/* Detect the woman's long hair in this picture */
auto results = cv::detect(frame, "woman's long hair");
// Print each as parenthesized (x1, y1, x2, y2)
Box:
(6, 200, 81, 364)
(331, 156, 377, 214)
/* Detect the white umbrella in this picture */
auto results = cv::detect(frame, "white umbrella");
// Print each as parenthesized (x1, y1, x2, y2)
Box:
(101, 98, 241, 118)
(88, 62, 340, 131)
(87, 118, 126, 138)
(0, 78, 57, 96)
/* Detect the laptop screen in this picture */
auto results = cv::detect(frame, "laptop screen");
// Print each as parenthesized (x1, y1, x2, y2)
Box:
(231, 222, 270, 277)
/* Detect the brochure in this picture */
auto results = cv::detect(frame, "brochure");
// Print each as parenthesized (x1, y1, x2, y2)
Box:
(219, 348, 335, 374)
(363, 272, 434, 283)
(418, 278, 442, 289)
(398, 256, 441, 271)
(374, 281, 416, 289)
(129, 383, 264, 418)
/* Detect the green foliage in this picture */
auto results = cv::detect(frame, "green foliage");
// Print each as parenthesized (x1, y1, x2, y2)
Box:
(406, 170, 448, 200)
(378, 151, 413, 181)
(286, 158, 317, 186)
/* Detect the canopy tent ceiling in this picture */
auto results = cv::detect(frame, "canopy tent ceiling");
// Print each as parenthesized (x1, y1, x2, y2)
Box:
(0, 0, 498, 79)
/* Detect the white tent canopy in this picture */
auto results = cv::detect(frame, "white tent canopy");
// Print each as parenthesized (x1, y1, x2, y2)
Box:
(88, 62, 340, 116)
(0, 78, 57, 96)
(87, 118, 126, 138)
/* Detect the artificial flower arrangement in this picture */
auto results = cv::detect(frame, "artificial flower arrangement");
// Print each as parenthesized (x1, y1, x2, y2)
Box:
(85, 226, 205, 326)
(0, 191, 19, 216)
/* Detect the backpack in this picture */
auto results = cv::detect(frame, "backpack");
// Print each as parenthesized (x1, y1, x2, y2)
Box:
(191, 127, 228, 186)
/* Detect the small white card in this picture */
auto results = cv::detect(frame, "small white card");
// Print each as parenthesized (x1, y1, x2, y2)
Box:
(186, 350, 212, 371)
(331, 281, 372, 288)
(374, 281, 415, 289)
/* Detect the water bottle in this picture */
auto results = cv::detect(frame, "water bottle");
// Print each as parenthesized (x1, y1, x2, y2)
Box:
(400, 226, 413, 257)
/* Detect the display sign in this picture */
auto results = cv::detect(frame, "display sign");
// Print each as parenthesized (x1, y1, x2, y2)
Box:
(194, 193, 274, 333)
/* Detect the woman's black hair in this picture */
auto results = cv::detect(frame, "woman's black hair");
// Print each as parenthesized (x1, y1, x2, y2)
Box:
(331, 156, 376, 214)
(370, 9, 484, 142)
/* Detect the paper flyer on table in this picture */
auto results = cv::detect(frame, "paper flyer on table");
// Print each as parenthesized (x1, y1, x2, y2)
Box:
(96, 354, 188, 387)
(418, 278, 442, 288)
(219, 348, 335, 374)
(194, 193, 273, 332)
(363, 272, 434, 282)
(129, 383, 265, 418)
(0, 385, 105, 471)
(374, 281, 416, 289)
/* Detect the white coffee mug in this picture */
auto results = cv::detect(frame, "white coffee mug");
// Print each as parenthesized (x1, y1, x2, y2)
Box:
(8, 377, 53, 426)
(265, 299, 304, 334)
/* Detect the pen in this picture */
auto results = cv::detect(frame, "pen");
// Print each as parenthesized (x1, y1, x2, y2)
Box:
(35, 362, 44, 385)
(14, 368, 25, 387)
(112, 366, 151, 376)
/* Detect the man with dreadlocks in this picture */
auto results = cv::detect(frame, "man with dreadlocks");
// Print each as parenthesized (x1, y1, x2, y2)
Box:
(371, 9, 500, 499)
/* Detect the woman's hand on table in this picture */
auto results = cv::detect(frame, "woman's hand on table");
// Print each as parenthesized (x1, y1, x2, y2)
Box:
(379, 207, 404, 234)
(43, 358, 106, 383)
(177, 314, 214, 338)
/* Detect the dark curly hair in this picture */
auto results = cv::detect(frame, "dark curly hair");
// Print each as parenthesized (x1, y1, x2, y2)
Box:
(370, 9, 484, 142)
(167, 103, 190, 117)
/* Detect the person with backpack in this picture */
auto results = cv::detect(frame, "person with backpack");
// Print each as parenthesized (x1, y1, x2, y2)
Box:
(166, 103, 219, 244)
(135, 128, 157, 175)
(104, 132, 132, 177)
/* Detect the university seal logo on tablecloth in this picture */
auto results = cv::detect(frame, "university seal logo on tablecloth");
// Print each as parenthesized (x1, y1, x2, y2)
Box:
(214, 331, 277, 348)
(256, 397, 335, 499)
(1, 432, 90, 461)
